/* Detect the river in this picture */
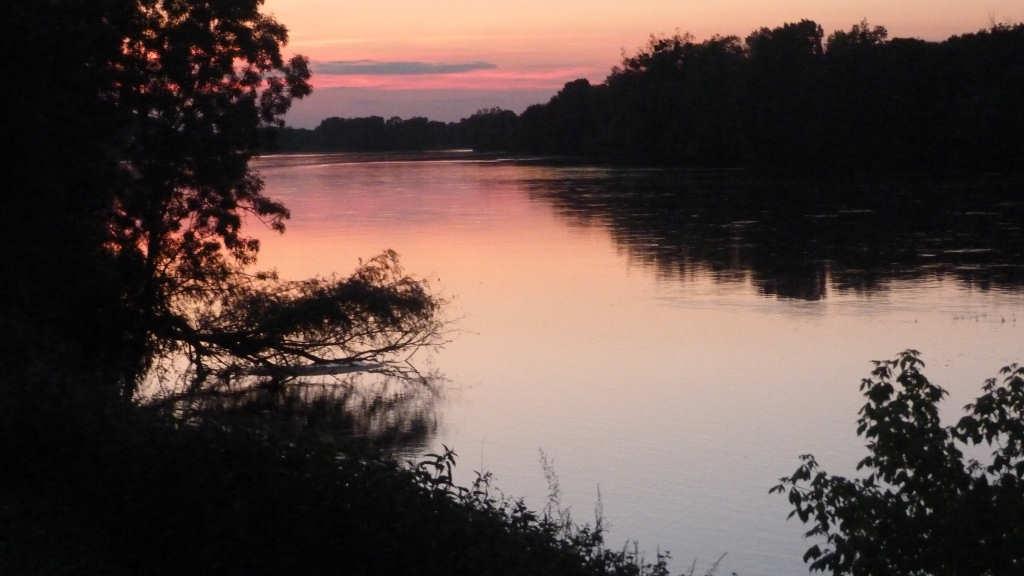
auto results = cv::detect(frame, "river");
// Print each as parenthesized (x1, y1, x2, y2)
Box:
(252, 152, 1023, 575)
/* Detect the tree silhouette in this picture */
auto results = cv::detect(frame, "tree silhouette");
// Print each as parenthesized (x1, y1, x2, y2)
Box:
(825, 19, 888, 54)
(772, 352, 1024, 574)
(6, 0, 443, 408)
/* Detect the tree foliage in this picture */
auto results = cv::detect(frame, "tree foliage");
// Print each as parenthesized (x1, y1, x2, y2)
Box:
(266, 20, 1024, 171)
(772, 351, 1024, 574)
(262, 109, 520, 153)
(170, 251, 443, 389)
(6, 0, 443, 410)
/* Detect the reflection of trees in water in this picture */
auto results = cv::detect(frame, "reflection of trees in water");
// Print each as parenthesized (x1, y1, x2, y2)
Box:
(134, 249, 448, 453)
(529, 170, 1024, 300)
(149, 372, 440, 452)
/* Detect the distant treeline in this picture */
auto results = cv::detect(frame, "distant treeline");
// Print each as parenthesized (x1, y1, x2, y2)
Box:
(264, 108, 518, 152)
(263, 20, 1024, 170)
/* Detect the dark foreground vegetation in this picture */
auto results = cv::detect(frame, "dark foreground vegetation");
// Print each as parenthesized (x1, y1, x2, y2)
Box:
(7, 404, 684, 575)
(775, 353, 1024, 575)
(265, 20, 1024, 172)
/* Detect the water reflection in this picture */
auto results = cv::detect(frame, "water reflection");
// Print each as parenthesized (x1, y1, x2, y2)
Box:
(249, 154, 1023, 576)
(527, 169, 1024, 300)
(150, 373, 440, 454)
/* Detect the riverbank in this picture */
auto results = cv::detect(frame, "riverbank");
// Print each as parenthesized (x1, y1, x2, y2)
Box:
(6, 403, 678, 576)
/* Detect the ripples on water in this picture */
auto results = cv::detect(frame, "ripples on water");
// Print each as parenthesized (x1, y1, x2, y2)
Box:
(251, 153, 1023, 576)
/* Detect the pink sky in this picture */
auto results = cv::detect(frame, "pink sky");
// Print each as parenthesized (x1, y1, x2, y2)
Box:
(263, 0, 1023, 124)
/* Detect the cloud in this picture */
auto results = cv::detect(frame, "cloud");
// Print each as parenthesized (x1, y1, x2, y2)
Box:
(313, 60, 498, 76)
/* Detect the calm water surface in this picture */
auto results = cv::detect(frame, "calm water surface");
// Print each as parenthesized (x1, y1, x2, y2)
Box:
(252, 153, 1023, 576)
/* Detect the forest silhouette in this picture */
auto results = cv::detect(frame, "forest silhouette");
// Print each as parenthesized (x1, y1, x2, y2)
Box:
(267, 20, 1024, 172)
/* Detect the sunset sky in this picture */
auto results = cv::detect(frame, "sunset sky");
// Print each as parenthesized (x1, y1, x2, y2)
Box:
(264, 0, 1024, 125)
